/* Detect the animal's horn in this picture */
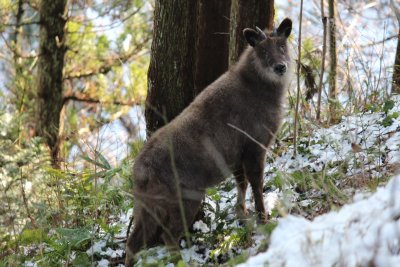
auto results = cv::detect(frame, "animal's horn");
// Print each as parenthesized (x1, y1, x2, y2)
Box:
(255, 26, 267, 39)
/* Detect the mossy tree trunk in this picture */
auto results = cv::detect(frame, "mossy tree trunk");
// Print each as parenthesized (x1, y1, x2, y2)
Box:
(229, 0, 275, 66)
(35, 0, 67, 167)
(195, 0, 231, 94)
(146, 0, 199, 136)
(146, 0, 231, 136)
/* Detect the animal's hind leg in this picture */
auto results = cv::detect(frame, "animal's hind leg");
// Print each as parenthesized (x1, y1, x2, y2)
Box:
(233, 167, 249, 220)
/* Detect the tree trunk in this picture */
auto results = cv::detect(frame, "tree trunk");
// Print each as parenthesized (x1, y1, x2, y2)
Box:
(328, 0, 337, 118)
(393, 27, 400, 94)
(195, 0, 231, 94)
(146, 0, 198, 136)
(229, 0, 274, 66)
(35, 0, 67, 167)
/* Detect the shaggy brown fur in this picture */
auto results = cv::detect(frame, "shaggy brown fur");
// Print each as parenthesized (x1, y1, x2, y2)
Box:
(125, 18, 292, 266)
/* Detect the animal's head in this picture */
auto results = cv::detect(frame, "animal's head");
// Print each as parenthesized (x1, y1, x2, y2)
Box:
(243, 18, 292, 83)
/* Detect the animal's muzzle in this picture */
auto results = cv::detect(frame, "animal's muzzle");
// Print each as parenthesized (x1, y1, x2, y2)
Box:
(274, 63, 287, 75)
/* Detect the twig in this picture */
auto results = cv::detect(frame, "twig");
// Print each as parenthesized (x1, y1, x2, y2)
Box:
(294, 0, 304, 156)
(348, 34, 397, 48)
(62, 92, 139, 106)
(227, 123, 268, 151)
(126, 215, 134, 238)
(317, 0, 327, 122)
(20, 170, 36, 228)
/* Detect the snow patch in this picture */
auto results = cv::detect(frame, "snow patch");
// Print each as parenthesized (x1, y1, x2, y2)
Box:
(238, 175, 400, 267)
(193, 220, 210, 233)
(86, 240, 107, 256)
(97, 259, 110, 267)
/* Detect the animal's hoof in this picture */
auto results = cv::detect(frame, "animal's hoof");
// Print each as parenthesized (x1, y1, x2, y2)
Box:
(236, 206, 249, 220)
(125, 258, 133, 267)
(257, 213, 269, 224)
(124, 252, 134, 267)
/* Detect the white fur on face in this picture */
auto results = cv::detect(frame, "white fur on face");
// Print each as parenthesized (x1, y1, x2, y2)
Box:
(254, 58, 291, 87)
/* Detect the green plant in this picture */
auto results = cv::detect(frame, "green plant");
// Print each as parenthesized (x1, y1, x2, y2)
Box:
(381, 99, 398, 126)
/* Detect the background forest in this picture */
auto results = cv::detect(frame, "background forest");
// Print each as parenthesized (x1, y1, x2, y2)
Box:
(0, 0, 400, 266)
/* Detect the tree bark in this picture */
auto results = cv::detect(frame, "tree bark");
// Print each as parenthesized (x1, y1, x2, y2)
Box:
(229, 0, 274, 65)
(328, 0, 337, 101)
(393, 27, 400, 94)
(195, 0, 231, 94)
(35, 0, 67, 166)
(146, 0, 198, 136)
(146, 0, 271, 136)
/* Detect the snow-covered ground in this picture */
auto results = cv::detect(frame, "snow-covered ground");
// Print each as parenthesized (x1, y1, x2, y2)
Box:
(238, 95, 400, 266)
(239, 175, 400, 267)
(265, 95, 400, 178)
(84, 95, 400, 266)
(92, 98, 399, 266)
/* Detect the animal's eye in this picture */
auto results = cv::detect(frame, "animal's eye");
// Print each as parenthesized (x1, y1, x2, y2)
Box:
(280, 44, 285, 50)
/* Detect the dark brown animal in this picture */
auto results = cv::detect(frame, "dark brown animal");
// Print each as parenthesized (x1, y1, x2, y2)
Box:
(125, 18, 292, 265)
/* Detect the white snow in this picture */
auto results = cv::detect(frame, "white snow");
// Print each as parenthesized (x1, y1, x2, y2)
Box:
(97, 259, 110, 267)
(86, 240, 107, 256)
(265, 190, 280, 214)
(238, 175, 400, 267)
(181, 245, 209, 264)
(23, 262, 37, 267)
(264, 95, 400, 178)
(193, 220, 210, 233)
(101, 247, 124, 258)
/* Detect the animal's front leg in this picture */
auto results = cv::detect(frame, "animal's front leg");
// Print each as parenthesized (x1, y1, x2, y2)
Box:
(233, 167, 249, 220)
(161, 196, 203, 250)
(243, 147, 268, 223)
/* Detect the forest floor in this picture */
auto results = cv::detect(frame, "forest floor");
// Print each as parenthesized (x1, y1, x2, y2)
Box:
(21, 95, 400, 267)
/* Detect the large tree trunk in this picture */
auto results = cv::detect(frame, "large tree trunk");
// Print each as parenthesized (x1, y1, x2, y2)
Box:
(229, 0, 274, 65)
(195, 0, 231, 94)
(146, 0, 232, 136)
(146, 0, 271, 136)
(35, 0, 67, 166)
(146, 0, 199, 136)
(393, 27, 400, 94)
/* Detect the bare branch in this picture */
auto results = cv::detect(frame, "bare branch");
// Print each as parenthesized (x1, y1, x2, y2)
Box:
(63, 92, 139, 106)
(317, 0, 327, 122)
(359, 34, 398, 48)
(294, 0, 304, 156)
(120, 115, 140, 139)
(2, 21, 41, 27)
(64, 44, 149, 80)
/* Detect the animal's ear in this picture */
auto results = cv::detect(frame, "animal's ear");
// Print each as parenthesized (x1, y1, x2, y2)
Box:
(243, 27, 267, 47)
(276, 18, 292, 38)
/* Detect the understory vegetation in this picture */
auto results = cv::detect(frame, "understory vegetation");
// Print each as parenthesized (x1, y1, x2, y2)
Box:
(1, 94, 399, 266)
(1, 0, 400, 266)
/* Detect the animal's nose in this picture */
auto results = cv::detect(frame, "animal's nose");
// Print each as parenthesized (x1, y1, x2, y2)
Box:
(274, 63, 287, 75)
